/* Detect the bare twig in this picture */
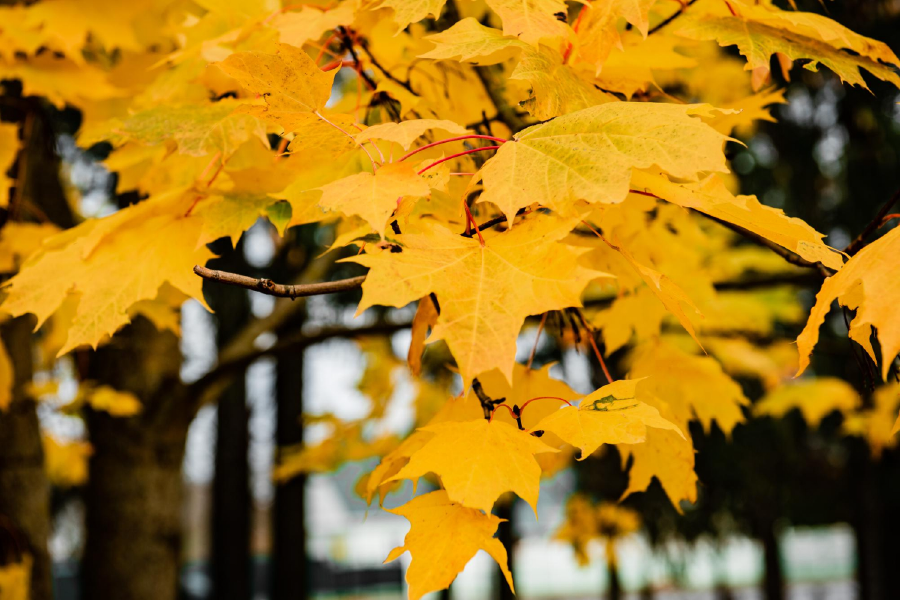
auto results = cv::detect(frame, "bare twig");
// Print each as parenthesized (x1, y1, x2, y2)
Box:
(194, 265, 365, 299)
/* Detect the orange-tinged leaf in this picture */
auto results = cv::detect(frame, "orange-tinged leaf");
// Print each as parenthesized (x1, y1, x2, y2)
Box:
(347, 214, 606, 383)
(270, 2, 354, 46)
(843, 382, 900, 457)
(533, 379, 682, 460)
(384, 490, 514, 600)
(477, 103, 731, 222)
(316, 162, 430, 238)
(0, 339, 12, 411)
(408, 295, 439, 376)
(389, 418, 558, 513)
(797, 226, 900, 379)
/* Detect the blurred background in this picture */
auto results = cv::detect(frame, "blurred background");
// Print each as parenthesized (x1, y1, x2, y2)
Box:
(2, 0, 900, 599)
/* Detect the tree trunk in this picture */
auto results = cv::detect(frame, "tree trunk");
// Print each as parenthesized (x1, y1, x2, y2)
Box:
(856, 457, 884, 600)
(83, 319, 192, 600)
(494, 501, 515, 600)
(606, 542, 621, 600)
(761, 524, 785, 600)
(209, 243, 252, 600)
(0, 316, 53, 600)
(272, 340, 308, 600)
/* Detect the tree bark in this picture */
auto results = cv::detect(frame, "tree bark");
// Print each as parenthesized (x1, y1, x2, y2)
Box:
(272, 336, 308, 600)
(856, 457, 884, 600)
(209, 243, 252, 600)
(0, 316, 53, 600)
(83, 319, 192, 600)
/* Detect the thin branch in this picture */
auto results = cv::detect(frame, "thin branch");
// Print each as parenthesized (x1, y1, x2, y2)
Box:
(843, 188, 900, 256)
(359, 40, 415, 93)
(572, 308, 614, 384)
(474, 65, 529, 133)
(647, 0, 699, 35)
(194, 265, 365, 299)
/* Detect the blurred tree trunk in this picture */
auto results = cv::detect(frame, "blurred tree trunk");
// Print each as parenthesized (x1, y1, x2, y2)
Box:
(209, 242, 252, 600)
(83, 319, 192, 600)
(606, 541, 621, 600)
(760, 523, 784, 600)
(0, 316, 53, 600)
(495, 500, 515, 600)
(856, 458, 884, 600)
(272, 321, 308, 600)
(0, 95, 76, 600)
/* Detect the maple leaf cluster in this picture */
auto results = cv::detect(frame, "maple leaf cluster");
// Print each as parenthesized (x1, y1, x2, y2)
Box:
(2, 0, 900, 597)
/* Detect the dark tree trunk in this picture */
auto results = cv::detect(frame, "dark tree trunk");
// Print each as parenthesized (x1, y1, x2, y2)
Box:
(761, 524, 785, 600)
(83, 319, 192, 600)
(209, 242, 252, 600)
(606, 542, 621, 600)
(0, 316, 53, 600)
(856, 458, 884, 600)
(272, 339, 308, 600)
(494, 501, 516, 600)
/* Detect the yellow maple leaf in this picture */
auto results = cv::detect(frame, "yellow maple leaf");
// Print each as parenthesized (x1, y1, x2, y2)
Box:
(79, 101, 268, 158)
(347, 214, 606, 384)
(629, 341, 749, 435)
(42, 434, 92, 487)
(485, 0, 569, 45)
(217, 42, 336, 132)
(843, 382, 900, 457)
(633, 171, 844, 271)
(574, 0, 657, 72)
(620, 423, 698, 510)
(0, 222, 59, 271)
(0, 554, 31, 600)
(0, 189, 213, 355)
(533, 379, 682, 460)
(316, 162, 430, 238)
(354, 119, 470, 150)
(674, 0, 900, 90)
(384, 490, 514, 600)
(270, 2, 354, 46)
(364, 394, 483, 504)
(477, 103, 730, 223)
(0, 123, 19, 208)
(390, 418, 558, 513)
(797, 226, 900, 379)
(756, 378, 860, 427)
(0, 339, 12, 411)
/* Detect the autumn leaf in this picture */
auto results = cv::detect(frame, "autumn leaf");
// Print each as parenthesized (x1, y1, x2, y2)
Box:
(384, 490, 514, 600)
(843, 383, 900, 457)
(797, 226, 900, 379)
(629, 341, 749, 435)
(217, 43, 336, 132)
(315, 162, 431, 238)
(756, 378, 860, 427)
(620, 425, 698, 510)
(354, 119, 470, 150)
(675, 0, 900, 90)
(0, 122, 19, 208)
(477, 103, 731, 223)
(408, 295, 439, 376)
(0, 339, 12, 411)
(347, 214, 607, 383)
(533, 379, 682, 460)
(389, 418, 558, 513)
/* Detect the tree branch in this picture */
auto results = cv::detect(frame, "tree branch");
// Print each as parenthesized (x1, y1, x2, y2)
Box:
(843, 188, 900, 256)
(194, 265, 365, 299)
(647, 0, 699, 35)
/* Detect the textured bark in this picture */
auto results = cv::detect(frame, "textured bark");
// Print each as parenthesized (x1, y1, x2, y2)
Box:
(272, 336, 308, 600)
(82, 319, 191, 600)
(209, 243, 252, 600)
(0, 317, 53, 600)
